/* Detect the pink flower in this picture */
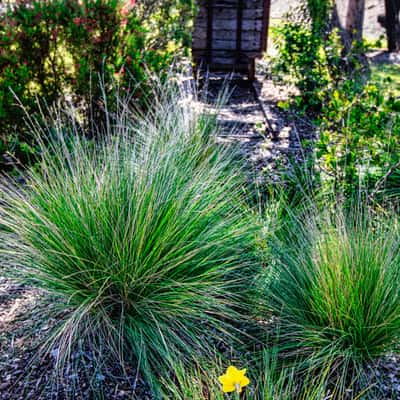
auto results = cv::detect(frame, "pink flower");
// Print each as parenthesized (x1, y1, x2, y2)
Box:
(73, 17, 83, 26)
(121, 0, 136, 16)
(115, 66, 125, 79)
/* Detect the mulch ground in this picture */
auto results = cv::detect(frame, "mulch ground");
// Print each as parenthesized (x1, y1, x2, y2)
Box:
(0, 277, 152, 399)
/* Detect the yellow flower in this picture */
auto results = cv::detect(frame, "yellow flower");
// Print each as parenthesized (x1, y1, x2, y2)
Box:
(218, 366, 250, 393)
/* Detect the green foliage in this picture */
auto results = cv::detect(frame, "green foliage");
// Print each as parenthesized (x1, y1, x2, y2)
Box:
(272, 1, 399, 200)
(316, 80, 400, 197)
(272, 0, 331, 102)
(0, 0, 195, 170)
(161, 347, 338, 399)
(0, 83, 258, 394)
(273, 21, 327, 110)
(261, 204, 400, 397)
(306, 0, 330, 34)
(271, 0, 333, 111)
(371, 62, 400, 97)
(272, 0, 368, 112)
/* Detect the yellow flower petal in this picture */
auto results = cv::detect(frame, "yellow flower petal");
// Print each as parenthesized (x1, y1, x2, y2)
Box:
(240, 376, 250, 387)
(227, 366, 243, 382)
(222, 382, 235, 393)
(218, 374, 230, 385)
(226, 366, 239, 375)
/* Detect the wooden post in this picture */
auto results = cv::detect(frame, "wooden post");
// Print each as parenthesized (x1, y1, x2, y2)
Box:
(384, 0, 400, 52)
(206, 0, 214, 63)
(248, 58, 255, 81)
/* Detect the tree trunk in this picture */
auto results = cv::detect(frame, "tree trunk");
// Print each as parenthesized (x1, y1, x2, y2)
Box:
(345, 0, 365, 42)
(330, 3, 353, 52)
(384, 0, 400, 52)
(330, 2, 369, 72)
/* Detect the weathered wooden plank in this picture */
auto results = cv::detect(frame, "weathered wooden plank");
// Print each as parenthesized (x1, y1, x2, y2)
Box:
(195, 19, 263, 31)
(193, 49, 263, 58)
(193, 29, 260, 42)
(215, 39, 261, 50)
(193, 40, 261, 52)
(197, 0, 264, 8)
(193, 55, 250, 68)
(193, 38, 260, 51)
(243, 9, 264, 19)
(215, 30, 260, 41)
(192, 36, 206, 49)
(210, 58, 249, 66)
(196, 8, 264, 20)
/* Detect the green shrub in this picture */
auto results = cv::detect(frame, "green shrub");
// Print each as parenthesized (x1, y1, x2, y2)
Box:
(0, 0, 195, 170)
(0, 83, 258, 394)
(271, 1, 400, 200)
(271, 0, 343, 111)
(316, 80, 400, 199)
(272, 5, 400, 200)
(271, 0, 367, 112)
(262, 205, 400, 397)
(273, 21, 328, 111)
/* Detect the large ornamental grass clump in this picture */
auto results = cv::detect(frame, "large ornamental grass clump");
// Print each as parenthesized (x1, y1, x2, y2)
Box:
(0, 83, 258, 391)
(264, 205, 400, 396)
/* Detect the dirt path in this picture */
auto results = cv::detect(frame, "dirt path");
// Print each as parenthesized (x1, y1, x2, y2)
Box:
(200, 74, 315, 186)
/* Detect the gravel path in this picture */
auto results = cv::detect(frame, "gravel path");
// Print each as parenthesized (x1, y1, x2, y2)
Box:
(200, 74, 315, 186)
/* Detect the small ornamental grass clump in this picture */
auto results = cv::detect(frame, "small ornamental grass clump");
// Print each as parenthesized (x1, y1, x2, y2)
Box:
(0, 83, 258, 393)
(263, 205, 400, 396)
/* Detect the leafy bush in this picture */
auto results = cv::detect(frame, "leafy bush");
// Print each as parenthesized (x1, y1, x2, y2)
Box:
(0, 83, 258, 393)
(272, 0, 342, 111)
(273, 22, 327, 111)
(316, 81, 400, 197)
(271, 0, 369, 109)
(272, 1, 400, 200)
(0, 0, 195, 169)
(262, 205, 400, 397)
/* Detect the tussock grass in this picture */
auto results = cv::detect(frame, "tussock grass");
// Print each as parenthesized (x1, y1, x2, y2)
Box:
(0, 81, 259, 393)
(262, 203, 400, 397)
